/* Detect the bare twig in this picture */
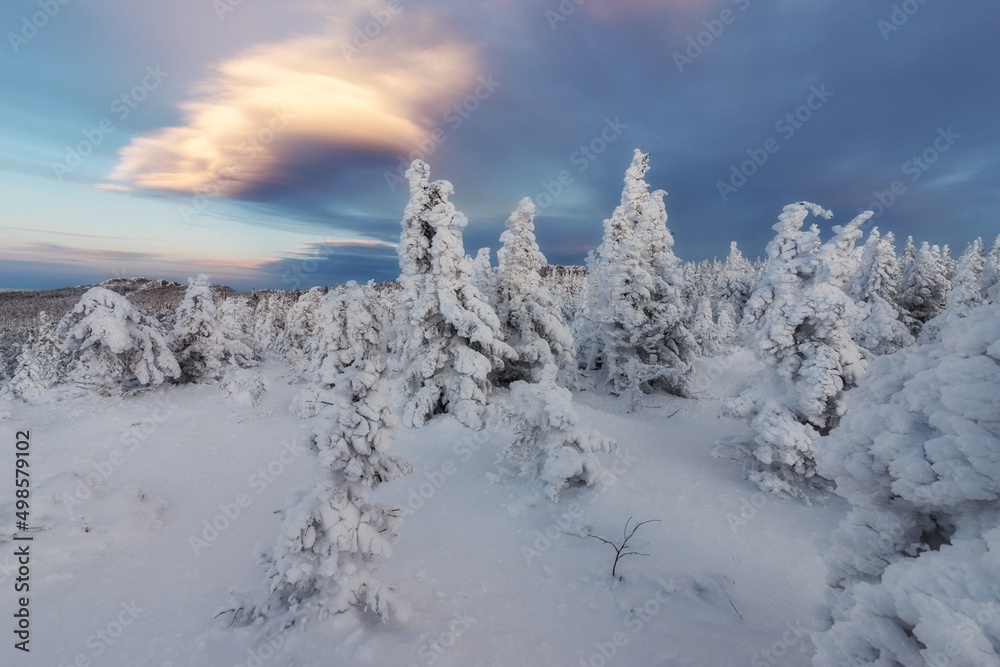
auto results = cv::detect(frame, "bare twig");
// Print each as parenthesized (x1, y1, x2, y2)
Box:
(586, 516, 661, 579)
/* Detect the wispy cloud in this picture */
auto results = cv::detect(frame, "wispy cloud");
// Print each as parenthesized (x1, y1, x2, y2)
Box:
(108, 1, 480, 199)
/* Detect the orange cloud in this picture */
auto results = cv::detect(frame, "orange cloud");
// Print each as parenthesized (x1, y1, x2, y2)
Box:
(109, 2, 479, 197)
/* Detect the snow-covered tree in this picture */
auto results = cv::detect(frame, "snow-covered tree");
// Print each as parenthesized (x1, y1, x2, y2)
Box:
(583, 148, 696, 406)
(283, 287, 331, 379)
(898, 241, 952, 334)
(251, 291, 295, 359)
(396, 159, 516, 429)
(4, 311, 65, 399)
(946, 238, 986, 315)
(715, 242, 757, 321)
(813, 301, 1000, 666)
(689, 297, 722, 358)
(731, 203, 870, 496)
(227, 282, 412, 628)
(502, 364, 615, 502)
(980, 234, 1000, 300)
(847, 229, 914, 355)
(59, 287, 179, 393)
(170, 274, 254, 383)
(492, 197, 576, 386)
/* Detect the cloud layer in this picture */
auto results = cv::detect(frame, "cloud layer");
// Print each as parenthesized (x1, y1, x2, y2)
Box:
(110, 2, 480, 199)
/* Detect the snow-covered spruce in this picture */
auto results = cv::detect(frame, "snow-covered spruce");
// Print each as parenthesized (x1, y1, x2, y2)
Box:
(501, 364, 616, 502)
(225, 282, 412, 628)
(732, 203, 870, 496)
(583, 148, 696, 407)
(715, 241, 757, 321)
(491, 197, 576, 387)
(59, 286, 180, 393)
(396, 159, 516, 429)
(898, 239, 952, 335)
(283, 287, 330, 380)
(170, 274, 254, 383)
(846, 228, 914, 356)
(2, 311, 65, 400)
(813, 302, 1000, 666)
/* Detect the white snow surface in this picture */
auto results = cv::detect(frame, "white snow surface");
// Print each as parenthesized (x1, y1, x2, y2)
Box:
(0, 356, 847, 666)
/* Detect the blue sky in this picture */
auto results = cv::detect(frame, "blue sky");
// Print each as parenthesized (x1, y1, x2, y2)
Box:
(1, 0, 997, 290)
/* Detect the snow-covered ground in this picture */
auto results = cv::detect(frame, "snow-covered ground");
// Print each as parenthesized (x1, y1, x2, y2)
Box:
(0, 356, 849, 666)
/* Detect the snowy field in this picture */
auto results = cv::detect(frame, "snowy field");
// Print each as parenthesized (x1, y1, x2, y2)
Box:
(0, 356, 848, 666)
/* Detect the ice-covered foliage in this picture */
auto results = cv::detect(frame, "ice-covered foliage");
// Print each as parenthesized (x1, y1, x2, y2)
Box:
(283, 287, 330, 379)
(170, 275, 254, 383)
(732, 203, 870, 495)
(227, 282, 412, 628)
(396, 159, 516, 429)
(492, 197, 576, 386)
(583, 148, 696, 406)
(813, 302, 1000, 667)
(59, 287, 179, 392)
(3, 311, 65, 399)
(716, 241, 757, 321)
(847, 229, 914, 355)
(898, 241, 952, 334)
(501, 364, 616, 502)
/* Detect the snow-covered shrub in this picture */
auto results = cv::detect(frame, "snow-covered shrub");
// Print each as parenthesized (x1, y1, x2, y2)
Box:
(170, 274, 254, 383)
(219, 368, 266, 406)
(492, 197, 576, 387)
(813, 302, 1000, 666)
(847, 228, 914, 355)
(732, 203, 870, 496)
(59, 287, 179, 393)
(396, 159, 515, 429)
(4, 311, 65, 399)
(226, 282, 412, 628)
(501, 364, 615, 502)
(898, 240, 952, 335)
(583, 148, 696, 406)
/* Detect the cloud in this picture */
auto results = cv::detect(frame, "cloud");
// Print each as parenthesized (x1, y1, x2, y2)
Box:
(109, 1, 480, 199)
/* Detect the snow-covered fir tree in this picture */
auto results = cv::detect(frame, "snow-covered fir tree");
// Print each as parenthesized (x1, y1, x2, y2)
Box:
(170, 274, 254, 383)
(4, 311, 64, 399)
(980, 234, 1000, 299)
(395, 159, 516, 429)
(492, 197, 576, 386)
(227, 282, 412, 628)
(813, 301, 1000, 666)
(847, 228, 914, 355)
(251, 291, 295, 359)
(283, 287, 331, 379)
(715, 241, 757, 321)
(689, 297, 722, 358)
(732, 203, 870, 496)
(898, 241, 952, 334)
(583, 148, 696, 406)
(502, 364, 616, 502)
(59, 287, 180, 393)
(946, 238, 986, 315)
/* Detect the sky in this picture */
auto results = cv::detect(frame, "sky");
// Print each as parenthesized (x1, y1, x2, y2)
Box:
(1, 0, 998, 290)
